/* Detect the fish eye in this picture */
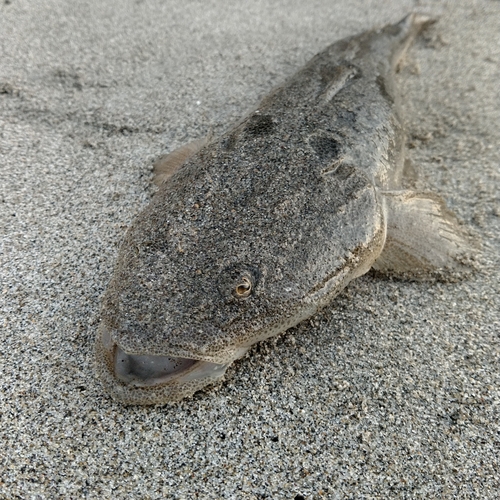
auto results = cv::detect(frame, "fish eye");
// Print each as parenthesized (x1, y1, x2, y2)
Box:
(234, 276, 252, 298)
(219, 264, 260, 301)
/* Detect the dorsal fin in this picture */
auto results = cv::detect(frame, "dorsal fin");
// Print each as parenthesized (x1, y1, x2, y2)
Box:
(153, 137, 208, 187)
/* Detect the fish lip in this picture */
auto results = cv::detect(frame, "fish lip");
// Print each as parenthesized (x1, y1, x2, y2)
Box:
(97, 323, 229, 389)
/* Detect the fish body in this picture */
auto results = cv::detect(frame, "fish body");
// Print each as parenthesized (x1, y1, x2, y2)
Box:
(96, 14, 471, 404)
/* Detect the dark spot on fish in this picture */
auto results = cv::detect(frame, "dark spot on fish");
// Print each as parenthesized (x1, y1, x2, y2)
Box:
(245, 114, 275, 136)
(309, 135, 341, 162)
(376, 75, 393, 102)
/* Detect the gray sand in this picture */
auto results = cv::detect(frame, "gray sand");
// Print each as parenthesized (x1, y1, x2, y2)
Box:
(1, 0, 499, 498)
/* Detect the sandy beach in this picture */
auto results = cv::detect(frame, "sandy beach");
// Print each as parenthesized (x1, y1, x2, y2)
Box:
(1, 0, 499, 497)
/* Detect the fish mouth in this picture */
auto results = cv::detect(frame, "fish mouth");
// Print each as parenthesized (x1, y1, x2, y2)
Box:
(99, 324, 229, 389)
(114, 345, 217, 387)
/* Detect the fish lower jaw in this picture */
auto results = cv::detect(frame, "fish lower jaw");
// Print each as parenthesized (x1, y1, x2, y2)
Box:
(113, 344, 229, 388)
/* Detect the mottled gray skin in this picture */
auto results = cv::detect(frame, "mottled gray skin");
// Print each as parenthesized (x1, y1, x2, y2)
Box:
(96, 15, 459, 404)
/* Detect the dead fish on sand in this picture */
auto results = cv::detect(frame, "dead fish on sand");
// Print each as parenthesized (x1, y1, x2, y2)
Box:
(96, 14, 473, 405)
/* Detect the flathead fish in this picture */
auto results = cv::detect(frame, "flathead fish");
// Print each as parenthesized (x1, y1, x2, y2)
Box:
(96, 14, 472, 404)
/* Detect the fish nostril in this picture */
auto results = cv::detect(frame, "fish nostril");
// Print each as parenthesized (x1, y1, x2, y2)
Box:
(114, 345, 197, 385)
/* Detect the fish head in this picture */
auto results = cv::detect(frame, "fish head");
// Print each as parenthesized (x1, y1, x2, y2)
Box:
(95, 218, 317, 404)
(96, 136, 383, 405)
(95, 172, 315, 404)
(97, 245, 290, 402)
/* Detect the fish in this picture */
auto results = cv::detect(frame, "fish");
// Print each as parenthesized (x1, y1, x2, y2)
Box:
(95, 14, 473, 405)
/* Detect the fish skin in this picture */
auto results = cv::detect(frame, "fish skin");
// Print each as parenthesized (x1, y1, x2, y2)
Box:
(96, 14, 441, 404)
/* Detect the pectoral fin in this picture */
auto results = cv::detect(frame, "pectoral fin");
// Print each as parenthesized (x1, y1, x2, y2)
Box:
(373, 190, 476, 279)
(153, 137, 209, 186)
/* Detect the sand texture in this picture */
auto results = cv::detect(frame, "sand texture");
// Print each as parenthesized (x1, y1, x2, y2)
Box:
(1, 0, 499, 498)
